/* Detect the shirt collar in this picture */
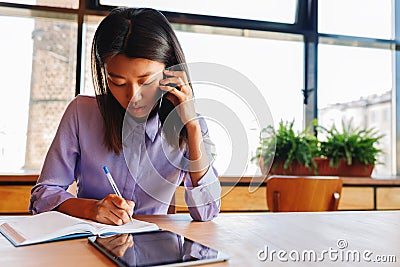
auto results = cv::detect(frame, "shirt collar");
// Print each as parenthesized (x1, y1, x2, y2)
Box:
(123, 112, 160, 143)
(145, 113, 159, 142)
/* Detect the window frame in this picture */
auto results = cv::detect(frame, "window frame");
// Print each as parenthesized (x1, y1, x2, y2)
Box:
(0, 0, 399, 175)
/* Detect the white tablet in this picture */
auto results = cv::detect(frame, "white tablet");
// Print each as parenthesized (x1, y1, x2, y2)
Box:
(88, 230, 229, 267)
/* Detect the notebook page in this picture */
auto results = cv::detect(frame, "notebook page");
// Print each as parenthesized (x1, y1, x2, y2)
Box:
(1, 211, 92, 244)
(90, 218, 159, 235)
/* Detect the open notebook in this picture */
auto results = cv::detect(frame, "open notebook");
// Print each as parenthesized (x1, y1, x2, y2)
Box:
(0, 211, 159, 247)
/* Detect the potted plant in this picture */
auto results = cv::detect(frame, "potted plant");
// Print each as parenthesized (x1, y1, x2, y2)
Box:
(254, 119, 384, 177)
(318, 120, 384, 177)
(254, 120, 322, 175)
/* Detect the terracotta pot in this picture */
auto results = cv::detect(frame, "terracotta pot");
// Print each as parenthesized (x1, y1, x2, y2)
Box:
(338, 159, 374, 177)
(268, 158, 337, 176)
(260, 157, 373, 177)
(313, 158, 341, 176)
(268, 160, 314, 175)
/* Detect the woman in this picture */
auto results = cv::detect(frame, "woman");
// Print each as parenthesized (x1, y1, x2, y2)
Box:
(29, 7, 221, 224)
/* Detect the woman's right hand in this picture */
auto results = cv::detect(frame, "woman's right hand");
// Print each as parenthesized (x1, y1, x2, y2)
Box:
(92, 194, 135, 225)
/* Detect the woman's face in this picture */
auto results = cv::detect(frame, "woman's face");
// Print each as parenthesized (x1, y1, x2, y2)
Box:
(105, 55, 165, 120)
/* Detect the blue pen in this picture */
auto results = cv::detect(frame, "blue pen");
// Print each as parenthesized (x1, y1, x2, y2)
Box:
(103, 166, 133, 222)
(103, 166, 122, 197)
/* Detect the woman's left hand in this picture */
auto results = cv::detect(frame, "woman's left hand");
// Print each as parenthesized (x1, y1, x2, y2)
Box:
(159, 69, 197, 126)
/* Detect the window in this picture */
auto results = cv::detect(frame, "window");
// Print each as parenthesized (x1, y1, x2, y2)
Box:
(99, 0, 298, 23)
(318, 0, 393, 39)
(1, 0, 399, 177)
(0, 7, 77, 172)
(175, 29, 303, 175)
(5, 0, 79, 9)
(318, 44, 393, 175)
(383, 109, 389, 121)
(82, 15, 103, 96)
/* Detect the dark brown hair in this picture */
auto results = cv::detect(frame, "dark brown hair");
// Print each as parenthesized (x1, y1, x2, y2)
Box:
(91, 7, 188, 154)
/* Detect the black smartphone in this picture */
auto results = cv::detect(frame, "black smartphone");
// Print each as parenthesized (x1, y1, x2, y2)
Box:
(162, 73, 180, 96)
(158, 74, 177, 121)
(158, 72, 187, 142)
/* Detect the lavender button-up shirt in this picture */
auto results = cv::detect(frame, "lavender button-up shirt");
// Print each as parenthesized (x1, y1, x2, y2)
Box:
(29, 95, 221, 221)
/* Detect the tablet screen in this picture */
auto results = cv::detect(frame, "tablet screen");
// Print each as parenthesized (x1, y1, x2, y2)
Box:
(88, 230, 229, 267)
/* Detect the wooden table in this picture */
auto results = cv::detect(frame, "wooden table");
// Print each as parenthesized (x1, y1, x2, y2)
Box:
(2, 174, 400, 213)
(1, 211, 399, 266)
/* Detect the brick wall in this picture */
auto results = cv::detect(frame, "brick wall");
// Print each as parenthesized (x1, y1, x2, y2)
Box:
(24, 6, 77, 170)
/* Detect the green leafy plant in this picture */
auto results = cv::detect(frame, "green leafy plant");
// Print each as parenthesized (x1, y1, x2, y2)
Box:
(253, 120, 320, 174)
(254, 119, 384, 176)
(318, 120, 384, 168)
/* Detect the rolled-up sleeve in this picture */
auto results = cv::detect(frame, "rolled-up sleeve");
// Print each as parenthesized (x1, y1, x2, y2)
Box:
(29, 98, 80, 214)
(183, 116, 221, 221)
(30, 185, 75, 214)
(184, 166, 221, 221)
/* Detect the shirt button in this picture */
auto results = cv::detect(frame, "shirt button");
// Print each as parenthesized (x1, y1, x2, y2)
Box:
(200, 249, 207, 256)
